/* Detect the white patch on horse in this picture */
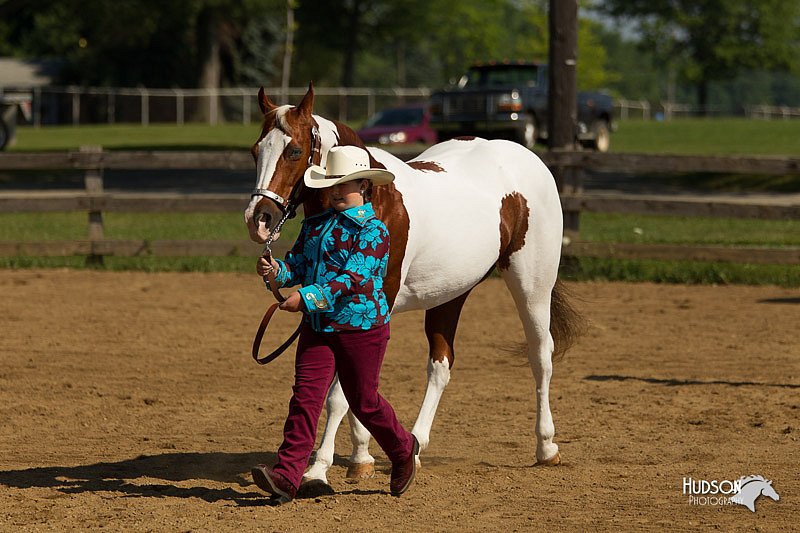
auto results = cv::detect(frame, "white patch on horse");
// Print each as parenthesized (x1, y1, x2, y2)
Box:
(410, 358, 450, 455)
(243, 105, 292, 222)
(312, 114, 340, 166)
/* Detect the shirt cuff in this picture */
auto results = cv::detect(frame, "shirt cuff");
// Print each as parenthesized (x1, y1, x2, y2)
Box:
(298, 284, 331, 313)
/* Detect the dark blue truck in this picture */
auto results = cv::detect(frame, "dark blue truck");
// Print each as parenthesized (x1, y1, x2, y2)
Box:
(429, 61, 614, 152)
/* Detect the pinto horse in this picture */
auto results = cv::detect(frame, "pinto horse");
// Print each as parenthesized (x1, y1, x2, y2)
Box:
(244, 84, 582, 486)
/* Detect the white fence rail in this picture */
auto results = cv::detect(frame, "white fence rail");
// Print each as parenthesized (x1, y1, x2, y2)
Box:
(28, 86, 432, 127)
(5, 85, 800, 126)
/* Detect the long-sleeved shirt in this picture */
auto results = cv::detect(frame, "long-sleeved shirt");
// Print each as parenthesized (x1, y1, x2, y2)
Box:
(268, 202, 391, 332)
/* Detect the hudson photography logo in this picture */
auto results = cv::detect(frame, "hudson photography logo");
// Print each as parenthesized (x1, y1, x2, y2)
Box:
(682, 475, 780, 512)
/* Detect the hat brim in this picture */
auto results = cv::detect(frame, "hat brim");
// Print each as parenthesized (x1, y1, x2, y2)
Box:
(303, 166, 395, 189)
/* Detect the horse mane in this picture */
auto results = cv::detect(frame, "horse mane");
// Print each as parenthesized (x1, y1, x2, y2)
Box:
(739, 475, 770, 485)
(327, 118, 387, 170)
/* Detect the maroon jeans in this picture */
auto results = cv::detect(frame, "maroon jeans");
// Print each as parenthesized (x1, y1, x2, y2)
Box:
(271, 322, 414, 490)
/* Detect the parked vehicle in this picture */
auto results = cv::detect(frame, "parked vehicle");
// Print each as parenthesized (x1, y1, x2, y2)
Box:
(429, 61, 614, 151)
(357, 103, 437, 145)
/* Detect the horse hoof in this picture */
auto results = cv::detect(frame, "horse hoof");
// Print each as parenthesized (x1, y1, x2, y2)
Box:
(346, 462, 375, 479)
(535, 451, 561, 466)
(297, 478, 335, 497)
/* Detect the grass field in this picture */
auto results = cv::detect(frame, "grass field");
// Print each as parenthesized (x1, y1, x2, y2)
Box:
(1, 211, 797, 286)
(9, 117, 800, 155)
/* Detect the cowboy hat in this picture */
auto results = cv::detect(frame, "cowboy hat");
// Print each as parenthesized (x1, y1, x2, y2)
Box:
(304, 145, 394, 189)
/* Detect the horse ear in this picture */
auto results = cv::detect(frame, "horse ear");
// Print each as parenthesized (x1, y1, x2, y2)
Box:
(296, 82, 315, 117)
(258, 87, 277, 115)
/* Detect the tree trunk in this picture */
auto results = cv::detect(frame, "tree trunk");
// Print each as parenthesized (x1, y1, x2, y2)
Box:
(396, 41, 406, 87)
(341, 0, 362, 87)
(697, 81, 709, 116)
(281, 1, 295, 104)
(198, 8, 222, 123)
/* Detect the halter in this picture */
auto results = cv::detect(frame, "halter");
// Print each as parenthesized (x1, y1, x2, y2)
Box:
(250, 124, 321, 218)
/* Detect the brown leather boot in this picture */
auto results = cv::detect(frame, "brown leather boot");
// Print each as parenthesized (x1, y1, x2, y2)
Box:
(390, 436, 419, 496)
(251, 464, 297, 502)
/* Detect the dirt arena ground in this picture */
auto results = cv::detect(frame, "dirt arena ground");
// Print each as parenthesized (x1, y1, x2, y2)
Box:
(1, 270, 797, 531)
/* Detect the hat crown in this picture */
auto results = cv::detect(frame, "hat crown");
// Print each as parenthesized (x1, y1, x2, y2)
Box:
(325, 145, 371, 176)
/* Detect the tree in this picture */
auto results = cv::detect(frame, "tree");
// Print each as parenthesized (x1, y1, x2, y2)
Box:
(595, 0, 800, 111)
(0, 0, 285, 88)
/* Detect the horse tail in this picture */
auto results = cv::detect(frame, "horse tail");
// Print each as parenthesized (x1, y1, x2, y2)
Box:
(549, 278, 586, 361)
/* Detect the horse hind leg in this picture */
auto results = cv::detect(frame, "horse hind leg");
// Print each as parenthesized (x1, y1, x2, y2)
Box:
(411, 290, 471, 464)
(500, 262, 561, 466)
(345, 410, 376, 478)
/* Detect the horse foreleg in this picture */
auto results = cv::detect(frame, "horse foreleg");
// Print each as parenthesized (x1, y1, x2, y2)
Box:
(302, 374, 349, 485)
(411, 292, 470, 464)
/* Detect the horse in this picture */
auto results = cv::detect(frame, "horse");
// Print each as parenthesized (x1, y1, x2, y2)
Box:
(243, 83, 583, 487)
(731, 475, 780, 512)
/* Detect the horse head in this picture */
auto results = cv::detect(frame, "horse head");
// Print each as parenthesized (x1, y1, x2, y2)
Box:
(244, 83, 373, 244)
(760, 479, 780, 501)
(244, 83, 321, 243)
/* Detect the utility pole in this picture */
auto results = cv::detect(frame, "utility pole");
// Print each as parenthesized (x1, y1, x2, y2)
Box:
(281, 0, 296, 104)
(548, 0, 578, 151)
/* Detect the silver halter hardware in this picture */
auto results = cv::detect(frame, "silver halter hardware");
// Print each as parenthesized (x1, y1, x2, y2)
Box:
(250, 188, 287, 207)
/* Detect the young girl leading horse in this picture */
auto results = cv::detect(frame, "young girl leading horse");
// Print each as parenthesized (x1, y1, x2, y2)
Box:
(251, 145, 419, 503)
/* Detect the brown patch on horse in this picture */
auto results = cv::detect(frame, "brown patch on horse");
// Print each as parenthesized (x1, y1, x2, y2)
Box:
(371, 183, 409, 310)
(497, 192, 530, 271)
(454, 136, 476, 141)
(424, 290, 472, 367)
(408, 161, 444, 173)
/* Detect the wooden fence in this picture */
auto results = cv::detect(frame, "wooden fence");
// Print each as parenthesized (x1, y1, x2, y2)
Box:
(0, 147, 798, 265)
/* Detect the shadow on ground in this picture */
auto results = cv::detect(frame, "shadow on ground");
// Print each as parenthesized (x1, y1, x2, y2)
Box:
(585, 374, 800, 389)
(0, 451, 275, 505)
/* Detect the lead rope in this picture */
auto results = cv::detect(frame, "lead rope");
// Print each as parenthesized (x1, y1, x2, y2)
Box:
(252, 206, 302, 365)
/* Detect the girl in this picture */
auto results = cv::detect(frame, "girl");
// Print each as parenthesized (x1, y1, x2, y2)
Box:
(251, 145, 418, 502)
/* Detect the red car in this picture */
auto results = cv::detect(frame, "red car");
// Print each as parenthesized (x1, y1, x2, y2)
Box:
(357, 104, 437, 145)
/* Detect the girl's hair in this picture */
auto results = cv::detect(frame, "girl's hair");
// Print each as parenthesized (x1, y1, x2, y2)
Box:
(360, 179, 373, 202)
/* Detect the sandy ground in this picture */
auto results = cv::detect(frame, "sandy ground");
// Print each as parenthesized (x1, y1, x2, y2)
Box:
(0, 270, 797, 532)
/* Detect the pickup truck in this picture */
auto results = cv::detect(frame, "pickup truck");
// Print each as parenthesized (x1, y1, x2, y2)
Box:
(429, 61, 614, 152)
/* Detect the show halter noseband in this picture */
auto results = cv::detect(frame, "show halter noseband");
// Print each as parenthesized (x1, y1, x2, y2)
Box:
(252, 124, 322, 365)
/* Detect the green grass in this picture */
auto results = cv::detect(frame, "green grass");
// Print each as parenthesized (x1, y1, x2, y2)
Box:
(610, 118, 800, 155)
(9, 118, 800, 155)
(0, 212, 303, 242)
(561, 257, 800, 287)
(10, 123, 263, 151)
(2, 211, 793, 247)
(0, 211, 796, 286)
(580, 213, 800, 247)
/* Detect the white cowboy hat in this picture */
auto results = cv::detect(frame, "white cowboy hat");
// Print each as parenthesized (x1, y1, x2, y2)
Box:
(304, 145, 394, 189)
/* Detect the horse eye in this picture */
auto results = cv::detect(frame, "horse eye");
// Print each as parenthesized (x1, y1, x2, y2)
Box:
(287, 146, 303, 160)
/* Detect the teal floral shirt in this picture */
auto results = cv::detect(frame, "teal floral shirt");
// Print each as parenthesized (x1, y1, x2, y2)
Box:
(268, 202, 391, 332)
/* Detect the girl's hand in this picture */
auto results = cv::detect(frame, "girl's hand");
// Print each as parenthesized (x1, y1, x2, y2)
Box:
(256, 257, 279, 276)
(279, 291, 303, 312)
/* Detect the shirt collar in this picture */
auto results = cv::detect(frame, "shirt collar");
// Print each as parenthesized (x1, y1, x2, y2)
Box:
(340, 202, 375, 227)
(305, 203, 375, 227)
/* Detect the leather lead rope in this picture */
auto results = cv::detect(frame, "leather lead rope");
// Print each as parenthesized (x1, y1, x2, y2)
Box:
(252, 266, 302, 365)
